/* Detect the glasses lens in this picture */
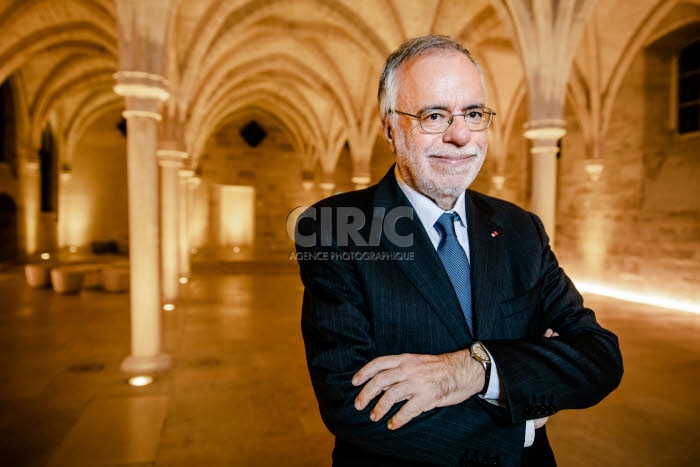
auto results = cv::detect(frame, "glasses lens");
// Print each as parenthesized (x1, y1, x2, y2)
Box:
(465, 108, 489, 130)
(419, 110, 451, 133)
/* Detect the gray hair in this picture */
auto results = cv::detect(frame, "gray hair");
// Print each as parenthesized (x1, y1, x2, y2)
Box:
(377, 35, 483, 121)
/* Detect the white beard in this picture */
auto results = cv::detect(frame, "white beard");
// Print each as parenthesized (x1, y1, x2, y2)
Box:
(395, 137, 487, 203)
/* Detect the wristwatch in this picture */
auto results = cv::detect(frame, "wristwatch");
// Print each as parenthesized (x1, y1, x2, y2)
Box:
(470, 341, 491, 396)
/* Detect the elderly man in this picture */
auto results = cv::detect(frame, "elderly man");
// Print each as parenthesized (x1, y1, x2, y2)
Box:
(295, 35, 623, 467)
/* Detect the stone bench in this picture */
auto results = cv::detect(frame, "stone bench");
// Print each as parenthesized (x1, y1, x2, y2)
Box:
(102, 267, 130, 292)
(49, 264, 103, 294)
(24, 263, 55, 288)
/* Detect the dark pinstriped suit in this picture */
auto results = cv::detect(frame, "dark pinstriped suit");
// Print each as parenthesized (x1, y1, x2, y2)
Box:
(296, 166, 623, 467)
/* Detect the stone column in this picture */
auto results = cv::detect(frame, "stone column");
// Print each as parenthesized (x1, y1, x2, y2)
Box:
(114, 74, 171, 373)
(114, 0, 178, 374)
(524, 119, 566, 246)
(157, 149, 186, 306)
(178, 168, 194, 282)
(319, 170, 336, 198)
(351, 156, 371, 190)
(20, 154, 41, 257)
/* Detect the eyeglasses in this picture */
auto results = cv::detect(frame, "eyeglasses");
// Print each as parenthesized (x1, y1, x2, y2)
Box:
(391, 106, 496, 133)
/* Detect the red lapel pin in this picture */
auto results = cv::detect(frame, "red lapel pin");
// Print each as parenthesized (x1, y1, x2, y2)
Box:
(491, 231, 499, 238)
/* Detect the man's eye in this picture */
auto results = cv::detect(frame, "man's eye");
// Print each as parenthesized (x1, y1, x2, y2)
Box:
(423, 112, 447, 122)
(466, 110, 484, 119)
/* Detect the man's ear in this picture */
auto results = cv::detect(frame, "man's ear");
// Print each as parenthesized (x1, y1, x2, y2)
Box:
(382, 120, 396, 153)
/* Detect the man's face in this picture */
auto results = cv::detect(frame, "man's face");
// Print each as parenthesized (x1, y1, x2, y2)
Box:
(384, 52, 488, 205)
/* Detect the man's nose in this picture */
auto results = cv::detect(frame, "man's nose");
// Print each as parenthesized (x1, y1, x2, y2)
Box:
(442, 116, 471, 146)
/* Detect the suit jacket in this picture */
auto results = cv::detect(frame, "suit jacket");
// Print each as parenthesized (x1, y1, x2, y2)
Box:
(296, 166, 623, 467)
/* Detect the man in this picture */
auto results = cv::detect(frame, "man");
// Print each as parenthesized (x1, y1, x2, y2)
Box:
(295, 35, 623, 467)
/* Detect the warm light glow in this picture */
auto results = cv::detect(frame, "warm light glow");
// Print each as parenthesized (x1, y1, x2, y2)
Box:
(128, 375, 153, 387)
(233, 246, 241, 253)
(491, 175, 505, 191)
(40, 252, 51, 260)
(575, 281, 700, 315)
(59, 187, 91, 248)
(163, 304, 175, 311)
(217, 185, 254, 248)
(69, 246, 77, 253)
(24, 167, 39, 254)
(584, 160, 605, 181)
(301, 180, 314, 191)
(179, 277, 188, 284)
(352, 176, 371, 189)
(25, 159, 40, 170)
(319, 182, 336, 191)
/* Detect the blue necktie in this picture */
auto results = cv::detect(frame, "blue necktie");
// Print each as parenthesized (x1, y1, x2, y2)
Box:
(434, 212, 473, 333)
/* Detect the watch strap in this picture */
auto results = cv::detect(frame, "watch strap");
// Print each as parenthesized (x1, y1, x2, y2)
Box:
(479, 360, 491, 396)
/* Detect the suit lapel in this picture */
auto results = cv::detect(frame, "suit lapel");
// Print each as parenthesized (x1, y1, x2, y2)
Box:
(374, 168, 471, 346)
(465, 191, 505, 340)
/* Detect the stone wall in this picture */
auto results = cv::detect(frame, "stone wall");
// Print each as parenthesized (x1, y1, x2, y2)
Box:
(200, 114, 354, 261)
(558, 47, 700, 302)
(63, 109, 128, 252)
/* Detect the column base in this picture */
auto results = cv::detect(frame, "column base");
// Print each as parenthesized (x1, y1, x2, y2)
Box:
(121, 353, 172, 374)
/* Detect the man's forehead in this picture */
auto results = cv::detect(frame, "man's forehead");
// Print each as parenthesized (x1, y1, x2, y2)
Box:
(395, 52, 485, 105)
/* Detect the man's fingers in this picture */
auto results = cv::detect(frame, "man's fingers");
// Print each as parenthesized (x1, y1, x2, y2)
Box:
(387, 397, 424, 430)
(368, 384, 409, 422)
(352, 355, 403, 386)
(543, 328, 559, 338)
(354, 368, 405, 410)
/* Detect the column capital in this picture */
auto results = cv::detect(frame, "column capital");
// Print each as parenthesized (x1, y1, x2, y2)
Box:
(523, 119, 567, 142)
(178, 168, 195, 179)
(156, 148, 187, 168)
(491, 175, 505, 191)
(320, 169, 335, 193)
(351, 175, 371, 190)
(114, 71, 169, 121)
(24, 157, 40, 171)
(114, 71, 169, 100)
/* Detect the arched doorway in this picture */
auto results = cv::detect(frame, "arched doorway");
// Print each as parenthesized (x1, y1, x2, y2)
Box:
(0, 193, 17, 262)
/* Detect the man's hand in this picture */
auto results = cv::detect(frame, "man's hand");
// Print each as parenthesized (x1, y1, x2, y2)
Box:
(352, 350, 484, 430)
(353, 329, 560, 431)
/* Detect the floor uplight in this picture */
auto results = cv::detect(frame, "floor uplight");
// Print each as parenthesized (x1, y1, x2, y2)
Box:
(163, 304, 175, 311)
(179, 277, 189, 284)
(128, 375, 153, 387)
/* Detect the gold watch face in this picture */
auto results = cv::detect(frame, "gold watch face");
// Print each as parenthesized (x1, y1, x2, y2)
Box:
(472, 342, 490, 362)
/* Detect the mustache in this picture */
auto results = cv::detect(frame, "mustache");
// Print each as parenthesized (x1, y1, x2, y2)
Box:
(425, 144, 484, 158)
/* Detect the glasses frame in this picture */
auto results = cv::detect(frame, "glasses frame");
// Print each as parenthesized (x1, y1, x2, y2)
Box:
(391, 107, 496, 133)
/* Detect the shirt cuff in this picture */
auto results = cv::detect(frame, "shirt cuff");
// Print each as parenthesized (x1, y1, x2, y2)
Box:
(524, 420, 535, 447)
(481, 347, 503, 400)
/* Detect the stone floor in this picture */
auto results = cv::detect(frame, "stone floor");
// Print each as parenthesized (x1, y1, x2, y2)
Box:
(0, 261, 698, 467)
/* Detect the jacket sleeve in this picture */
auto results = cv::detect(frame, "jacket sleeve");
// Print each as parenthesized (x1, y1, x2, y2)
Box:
(484, 213, 624, 423)
(296, 211, 525, 467)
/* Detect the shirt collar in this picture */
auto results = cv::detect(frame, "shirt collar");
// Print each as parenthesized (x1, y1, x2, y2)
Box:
(394, 164, 467, 232)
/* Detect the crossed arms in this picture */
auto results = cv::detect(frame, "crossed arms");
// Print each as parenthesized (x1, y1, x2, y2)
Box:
(297, 207, 623, 466)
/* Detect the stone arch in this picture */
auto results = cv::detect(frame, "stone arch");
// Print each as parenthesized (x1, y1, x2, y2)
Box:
(600, 1, 697, 140)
